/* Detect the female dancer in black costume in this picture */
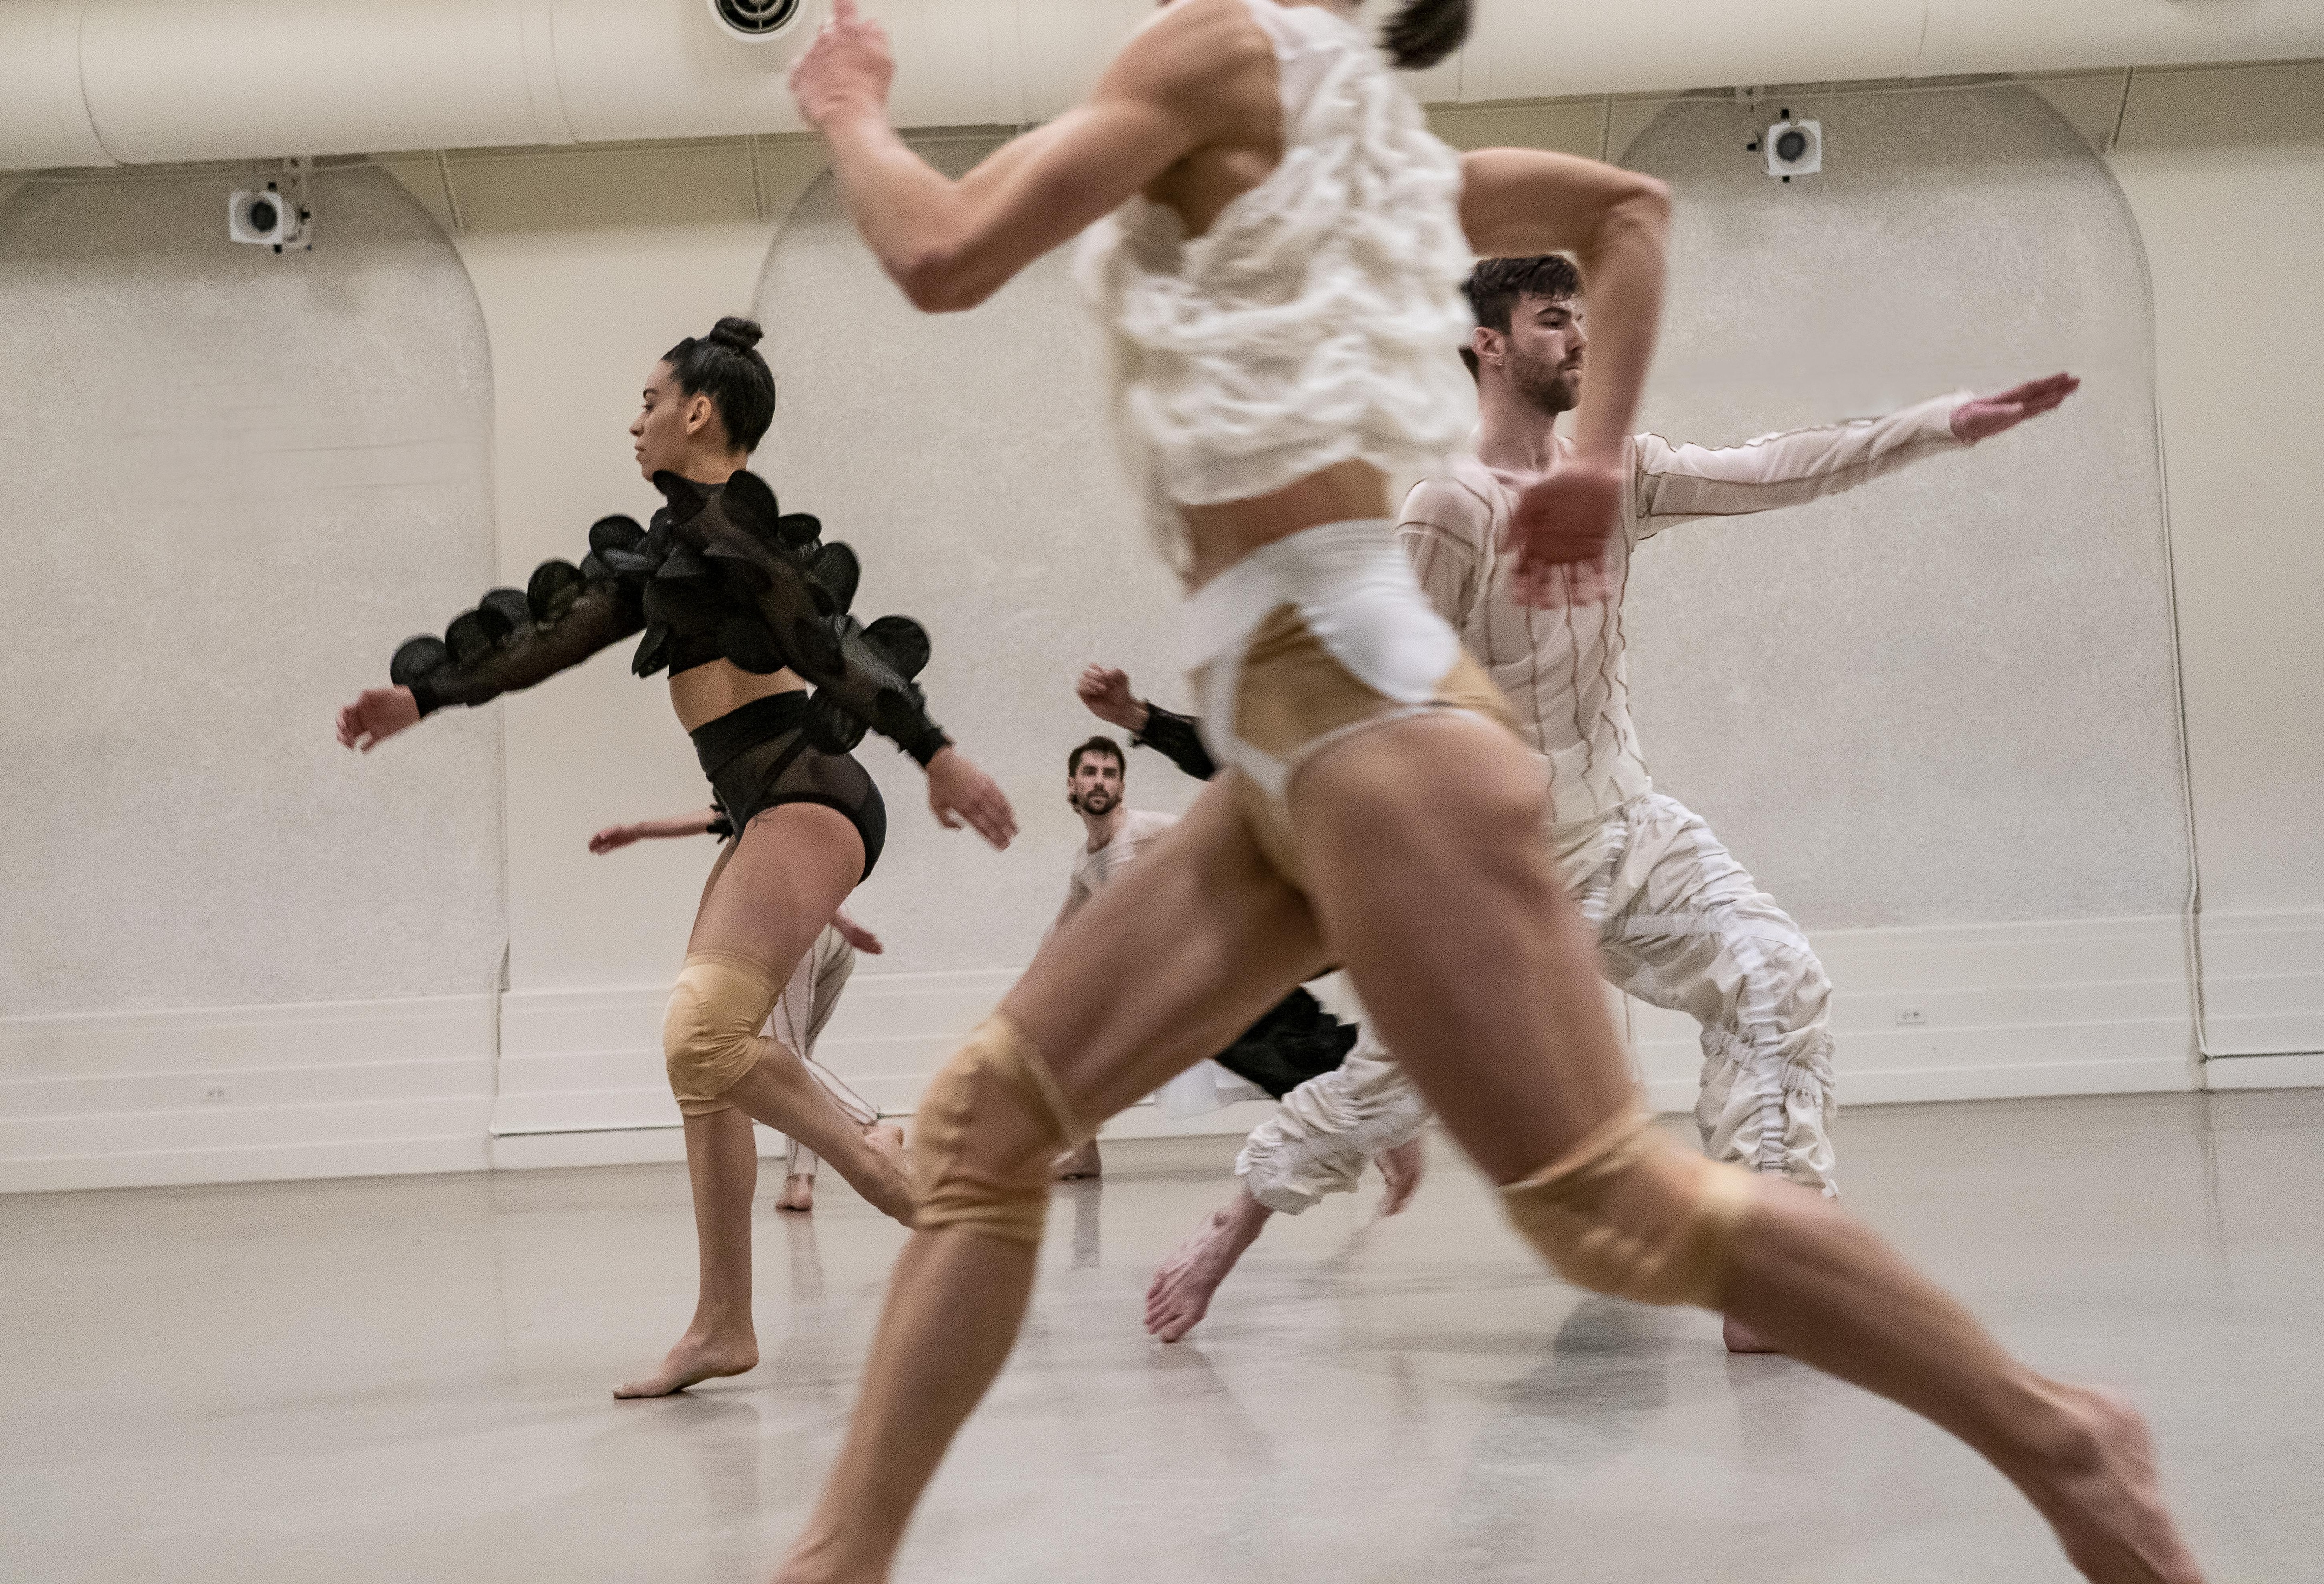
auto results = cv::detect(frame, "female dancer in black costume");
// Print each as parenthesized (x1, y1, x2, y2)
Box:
(336, 318, 1016, 1397)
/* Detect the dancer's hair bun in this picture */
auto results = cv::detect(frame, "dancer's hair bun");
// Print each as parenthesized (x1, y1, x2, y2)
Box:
(708, 317, 764, 351)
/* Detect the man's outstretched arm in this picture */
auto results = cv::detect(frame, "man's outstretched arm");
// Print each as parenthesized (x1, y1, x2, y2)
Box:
(1630, 373, 2079, 538)
(1078, 665, 1218, 782)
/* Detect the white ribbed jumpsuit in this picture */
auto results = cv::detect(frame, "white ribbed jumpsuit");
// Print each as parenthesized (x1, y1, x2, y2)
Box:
(1236, 393, 1972, 1210)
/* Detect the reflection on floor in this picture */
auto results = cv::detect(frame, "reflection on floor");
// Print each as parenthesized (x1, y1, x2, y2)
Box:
(3, 1090, 2317, 1583)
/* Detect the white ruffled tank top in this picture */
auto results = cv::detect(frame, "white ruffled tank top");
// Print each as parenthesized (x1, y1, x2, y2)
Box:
(1074, 0, 1477, 560)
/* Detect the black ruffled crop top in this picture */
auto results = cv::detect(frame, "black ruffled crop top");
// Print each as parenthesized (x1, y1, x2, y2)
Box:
(389, 469, 951, 765)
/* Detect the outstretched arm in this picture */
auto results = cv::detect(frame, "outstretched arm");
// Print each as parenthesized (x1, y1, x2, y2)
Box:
(589, 807, 720, 854)
(789, 0, 1261, 312)
(1951, 373, 2080, 441)
(336, 562, 643, 753)
(1077, 665, 1216, 782)
(1458, 149, 1669, 601)
(1630, 374, 2080, 538)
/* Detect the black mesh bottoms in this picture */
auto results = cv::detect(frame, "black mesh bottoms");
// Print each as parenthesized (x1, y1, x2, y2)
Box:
(1209, 988, 1358, 1099)
(691, 691, 888, 881)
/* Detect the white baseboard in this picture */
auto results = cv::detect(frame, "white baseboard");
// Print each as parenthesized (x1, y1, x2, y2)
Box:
(13, 911, 2316, 1195)
(491, 962, 1285, 1171)
(0, 994, 495, 1193)
(1629, 913, 2202, 1112)
(2203, 1051, 2324, 1090)
(2195, 909, 2324, 1056)
(485, 1096, 1294, 1172)
(492, 966, 1021, 1142)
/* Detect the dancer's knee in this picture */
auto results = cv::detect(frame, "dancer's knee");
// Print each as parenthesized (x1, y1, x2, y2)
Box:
(1499, 1110, 1756, 1308)
(663, 952, 783, 1117)
(912, 1016, 1086, 1247)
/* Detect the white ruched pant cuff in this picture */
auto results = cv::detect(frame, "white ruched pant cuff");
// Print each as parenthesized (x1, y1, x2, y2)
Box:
(1235, 792, 1839, 1214)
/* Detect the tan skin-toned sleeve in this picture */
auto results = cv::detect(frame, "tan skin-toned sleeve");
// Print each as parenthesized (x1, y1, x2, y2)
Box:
(1396, 475, 1494, 629)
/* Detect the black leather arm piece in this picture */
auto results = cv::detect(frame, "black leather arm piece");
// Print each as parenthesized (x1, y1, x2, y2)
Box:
(1134, 703, 1218, 782)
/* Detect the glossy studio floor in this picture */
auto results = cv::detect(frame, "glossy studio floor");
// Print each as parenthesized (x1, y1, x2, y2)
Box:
(4, 1090, 2317, 1584)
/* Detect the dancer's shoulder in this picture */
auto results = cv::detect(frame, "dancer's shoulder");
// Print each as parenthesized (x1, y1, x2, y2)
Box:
(1399, 456, 1503, 547)
(1109, 0, 1275, 105)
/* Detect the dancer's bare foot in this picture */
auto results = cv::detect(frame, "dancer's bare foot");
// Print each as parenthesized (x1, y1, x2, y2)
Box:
(1145, 1187, 1272, 1341)
(1723, 1313, 1781, 1353)
(612, 1327, 758, 1398)
(1053, 1139, 1101, 1180)
(776, 1173, 816, 1213)
(2017, 1385, 2206, 1584)
(1374, 1135, 1425, 1216)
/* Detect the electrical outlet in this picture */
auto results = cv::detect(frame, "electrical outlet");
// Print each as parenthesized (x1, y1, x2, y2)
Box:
(202, 1086, 230, 1104)
(1894, 1007, 1927, 1027)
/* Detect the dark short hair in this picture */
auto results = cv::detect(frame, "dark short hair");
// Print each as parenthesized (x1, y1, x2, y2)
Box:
(1067, 736, 1126, 778)
(1379, 0, 1469, 69)
(1460, 255, 1583, 376)
(661, 316, 777, 451)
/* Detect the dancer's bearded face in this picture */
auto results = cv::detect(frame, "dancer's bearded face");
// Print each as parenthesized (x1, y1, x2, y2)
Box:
(1499, 293, 1586, 417)
(1068, 757, 1123, 815)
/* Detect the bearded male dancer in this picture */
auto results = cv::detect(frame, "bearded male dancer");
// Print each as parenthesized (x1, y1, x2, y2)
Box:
(775, 0, 2200, 1579)
(1079, 666, 1425, 1209)
(1051, 724, 1368, 1174)
(1146, 253, 2082, 1349)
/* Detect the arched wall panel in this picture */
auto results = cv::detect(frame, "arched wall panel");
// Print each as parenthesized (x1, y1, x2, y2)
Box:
(0, 164, 503, 1017)
(1616, 83, 2188, 930)
(752, 136, 1193, 978)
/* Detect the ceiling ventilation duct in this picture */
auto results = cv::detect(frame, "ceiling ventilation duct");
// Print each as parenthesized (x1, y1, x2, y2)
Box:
(3, 0, 2321, 174)
(709, 0, 804, 40)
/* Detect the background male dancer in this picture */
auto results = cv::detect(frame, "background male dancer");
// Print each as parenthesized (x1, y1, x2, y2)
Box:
(1050, 729, 1367, 1176)
(1050, 736, 1178, 1176)
(1079, 668, 1426, 1215)
(1146, 254, 2082, 1350)
(591, 803, 888, 1212)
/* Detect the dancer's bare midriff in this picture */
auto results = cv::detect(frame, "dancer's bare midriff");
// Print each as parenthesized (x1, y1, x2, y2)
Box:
(1177, 459, 1395, 590)
(670, 657, 810, 735)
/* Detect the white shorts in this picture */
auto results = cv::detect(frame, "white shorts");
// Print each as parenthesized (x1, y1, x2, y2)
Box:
(1183, 518, 1517, 886)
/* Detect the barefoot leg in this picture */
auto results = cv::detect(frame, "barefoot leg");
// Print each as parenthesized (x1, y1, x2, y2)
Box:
(1373, 1134, 1424, 1216)
(776, 1174, 817, 1213)
(722, 1056, 917, 1223)
(618, 805, 865, 1396)
(1296, 716, 2205, 1584)
(776, 782, 1324, 1584)
(1716, 1182, 2203, 1582)
(614, 1107, 762, 1398)
(1146, 1184, 1274, 1341)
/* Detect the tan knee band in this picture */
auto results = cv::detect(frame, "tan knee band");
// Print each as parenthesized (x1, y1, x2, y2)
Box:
(663, 952, 785, 1117)
(1499, 1109, 1756, 1308)
(911, 1015, 1086, 1248)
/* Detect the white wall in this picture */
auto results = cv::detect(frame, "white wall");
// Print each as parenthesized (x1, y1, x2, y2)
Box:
(2106, 64, 2324, 1060)
(0, 162, 503, 1188)
(8, 65, 2320, 1193)
(1620, 81, 2186, 931)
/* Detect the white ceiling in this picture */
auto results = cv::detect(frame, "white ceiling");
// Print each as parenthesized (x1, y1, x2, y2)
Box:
(4, 0, 2321, 172)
